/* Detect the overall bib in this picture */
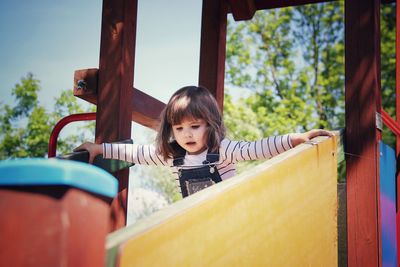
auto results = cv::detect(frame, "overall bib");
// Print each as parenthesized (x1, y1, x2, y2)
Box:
(172, 143, 222, 198)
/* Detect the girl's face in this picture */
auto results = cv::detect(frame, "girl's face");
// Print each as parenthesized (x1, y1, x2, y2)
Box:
(172, 117, 208, 155)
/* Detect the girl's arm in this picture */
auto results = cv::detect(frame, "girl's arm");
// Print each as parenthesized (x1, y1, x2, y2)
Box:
(221, 134, 293, 163)
(222, 129, 333, 163)
(75, 142, 169, 166)
(102, 143, 169, 166)
(290, 129, 333, 147)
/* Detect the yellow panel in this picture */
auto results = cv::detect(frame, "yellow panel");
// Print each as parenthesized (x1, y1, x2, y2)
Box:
(107, 136, 338, 267)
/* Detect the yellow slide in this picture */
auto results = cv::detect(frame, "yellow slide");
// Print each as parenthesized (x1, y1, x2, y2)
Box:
(106, 136, 338, 267)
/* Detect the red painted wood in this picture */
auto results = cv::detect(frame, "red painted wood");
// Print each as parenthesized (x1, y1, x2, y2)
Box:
(74, 69, 165, 130)
(96, 0, 137, 230)
(227, 0, 256, 21)
(253, 0, 334, 10)
(198, 0, 228, 110)
(0, 187, 110, 267)
(131, 86, 165, 129)
(396, 0, 400, 261)
(345, 0, 382, 266)
(381, 109, 400, 137)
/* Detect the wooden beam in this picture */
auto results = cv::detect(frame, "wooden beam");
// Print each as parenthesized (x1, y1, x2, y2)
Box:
(74, 69, 165, 130)
(96, 0, 137, 231)
(345, 0, 382, 266)
(227, 0, 256, 21)
(253, 0, 334, 11)
(198, 0, 228, 110)
(227, 0, 395, 17)
(396, 0, 400, 260)
(131, 88, 164, 129)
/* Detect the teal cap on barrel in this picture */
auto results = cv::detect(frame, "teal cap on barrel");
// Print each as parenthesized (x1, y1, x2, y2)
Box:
(0, 158, 118, 198)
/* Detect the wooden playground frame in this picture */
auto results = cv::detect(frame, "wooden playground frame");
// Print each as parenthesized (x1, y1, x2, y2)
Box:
(69, 0, 400, 266)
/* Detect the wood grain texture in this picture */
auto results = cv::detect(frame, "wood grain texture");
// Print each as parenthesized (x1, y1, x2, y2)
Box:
(345, 0, 382, 265)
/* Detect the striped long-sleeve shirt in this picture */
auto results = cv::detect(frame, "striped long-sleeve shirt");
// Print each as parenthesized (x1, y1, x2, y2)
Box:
(103, 134, 293, 182)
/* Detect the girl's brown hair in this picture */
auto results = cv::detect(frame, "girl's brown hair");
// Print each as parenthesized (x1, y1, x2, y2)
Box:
(156, 86, 226, 160)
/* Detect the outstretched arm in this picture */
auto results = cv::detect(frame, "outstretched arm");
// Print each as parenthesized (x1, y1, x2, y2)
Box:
(74, 142, 102, 164)
(290, 129, 333, 147)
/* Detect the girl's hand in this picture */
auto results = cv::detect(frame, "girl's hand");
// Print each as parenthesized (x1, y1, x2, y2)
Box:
(290, 129, 334, 147)
(74, 142, 102, 164)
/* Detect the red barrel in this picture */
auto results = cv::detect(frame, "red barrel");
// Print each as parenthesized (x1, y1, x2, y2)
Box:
(0, 159, 118, 267)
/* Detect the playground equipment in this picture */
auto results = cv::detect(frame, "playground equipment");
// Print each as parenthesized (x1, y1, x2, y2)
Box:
(69, 2, 400, 265)
(105, 136, 339, 267)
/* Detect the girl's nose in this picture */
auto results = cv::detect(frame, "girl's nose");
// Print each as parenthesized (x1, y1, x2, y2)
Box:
(184, 129, 193, 138)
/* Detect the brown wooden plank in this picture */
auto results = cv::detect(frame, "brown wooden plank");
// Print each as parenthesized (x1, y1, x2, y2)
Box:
(396, 0, 400, 257)
(198, 0, 228, 110)
(253, 0, 334, 10)
(131, 87, 164, 129)
(227, 0, 256, 21)
(96, 0, 137, 230)
(74, 68, 98, 104)
(345, 0, 382, 266)
(74, 69, 165, 130)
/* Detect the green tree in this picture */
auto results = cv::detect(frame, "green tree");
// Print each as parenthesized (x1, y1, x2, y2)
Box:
(0, 73, 94, 159)
(225, 2, 396, 147)
(225, 2, 344, 136)
(224, 2, 345, 179)
(135, 165, 181, 204)
(131, 129, 182, 204)
(224, 93, 265, 173)
(381, 3, 396, 146)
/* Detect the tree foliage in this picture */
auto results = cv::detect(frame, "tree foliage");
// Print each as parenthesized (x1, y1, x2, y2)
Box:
(225, 2, 344, 137)
(224, 2, 396, 181)
(224, 2, 345, 179)
(381, 3, 396, 146)
(0, 73, 94, 159)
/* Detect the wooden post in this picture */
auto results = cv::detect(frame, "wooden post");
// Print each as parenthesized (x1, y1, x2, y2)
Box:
(96, 0, 137, 230)
(198, 0, 228, 109)
(345, 0, 382, 265)
(396, 0, 400, 260)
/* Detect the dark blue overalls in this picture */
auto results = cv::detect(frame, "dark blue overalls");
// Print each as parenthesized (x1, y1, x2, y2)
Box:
(172, 142, 222, 198)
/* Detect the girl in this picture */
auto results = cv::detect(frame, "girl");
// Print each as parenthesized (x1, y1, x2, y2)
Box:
(75, 85, 332, 197)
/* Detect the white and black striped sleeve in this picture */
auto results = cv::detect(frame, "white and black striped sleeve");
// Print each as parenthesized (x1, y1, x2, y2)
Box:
(221, 134, 293, 163)
(102, 143, 168, 166)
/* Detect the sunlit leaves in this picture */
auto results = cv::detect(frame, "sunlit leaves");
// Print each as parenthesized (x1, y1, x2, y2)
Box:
(225, 2, 345, 134)
(0, 73, 94, 159)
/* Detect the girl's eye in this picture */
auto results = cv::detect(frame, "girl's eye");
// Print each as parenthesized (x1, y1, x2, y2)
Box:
(191, 125, 200, 129)
(175, 127, 183, 131)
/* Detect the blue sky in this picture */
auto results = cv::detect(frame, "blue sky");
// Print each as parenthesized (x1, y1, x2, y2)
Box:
(0, 0, 203, 141)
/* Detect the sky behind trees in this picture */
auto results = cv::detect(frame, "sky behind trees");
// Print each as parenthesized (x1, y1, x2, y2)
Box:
(0, 0, 203, 139)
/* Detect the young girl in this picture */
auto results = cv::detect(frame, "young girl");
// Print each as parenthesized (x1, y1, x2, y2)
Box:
(75, 85, 332, 197)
